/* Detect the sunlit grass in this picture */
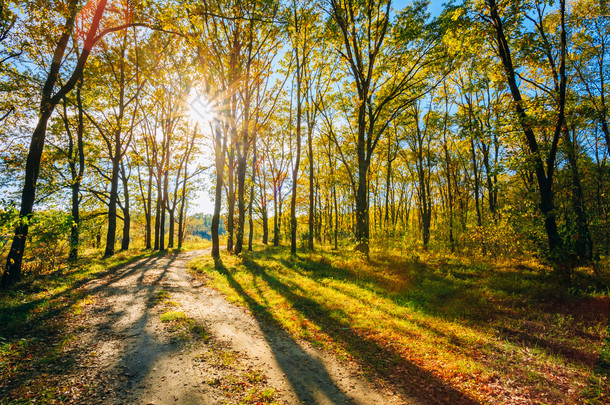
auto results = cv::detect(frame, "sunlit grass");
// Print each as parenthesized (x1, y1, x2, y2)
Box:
(160, 310, 188, 323)
(189, 245, 610, 404)
(0, 247, 167, 403)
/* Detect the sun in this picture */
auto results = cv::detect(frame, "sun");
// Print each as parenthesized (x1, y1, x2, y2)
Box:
(188, 93, 215, 128)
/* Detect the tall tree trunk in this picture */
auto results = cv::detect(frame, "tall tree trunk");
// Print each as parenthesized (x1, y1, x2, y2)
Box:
(487, 0, 565, 260)
(273, 182, 280, 246)
(248, 191, 254, 252)
(211, 123, 226, 257)
(248, 137, 257, 252)
(565, 128, 593, 261)
(68, 79, 85, 262)
(443, 139, 455, 253)
(470, 137, 482, 228)
(168, 208, 175, 248)
(262, 206, 268, 244)
(291, 55, 303, 255)
(235, 146, 248, 255)
(2, 0, 107, 287)
(227, 144, 235, 252)
(316, 179, 322, 242)
(209, 120, 225, 256)
(177, 188, 186, 249)
(105, 144, 121, 257)
(154, 171, 162, 250)
(355, 128, 369, 255)
(120, 160, 130, 251)
(333, 185, 338, 250)
(160, 166, 168, 251)
(481, 142, 497, 220)
(144, 169, 152, 249)
(384, 145, 393, 233)
(261, 166, 269, 245)
(308, 125, 314, 251)
(279, 187, 285, 243)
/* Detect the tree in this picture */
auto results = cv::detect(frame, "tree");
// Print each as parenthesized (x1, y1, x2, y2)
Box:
(482, 0, 567, 266)
(2, 0, 109, 287)
(328, 0, 445, 255)
(86, 26, 144, 256)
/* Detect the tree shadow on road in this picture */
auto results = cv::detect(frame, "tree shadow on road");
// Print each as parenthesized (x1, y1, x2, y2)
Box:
(0, 252, 192, 403)
(213, 256, 360, 404)
(214, 254, 481, 405)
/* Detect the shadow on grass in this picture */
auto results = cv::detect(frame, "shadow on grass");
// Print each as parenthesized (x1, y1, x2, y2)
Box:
(215, 254, 479, 405)
(0, 251, 164, 339)
(0, 250, 181, 402)
(276, 248, 608, 367)
(208, 246, 610, 403)
(213, 257, 359, 404)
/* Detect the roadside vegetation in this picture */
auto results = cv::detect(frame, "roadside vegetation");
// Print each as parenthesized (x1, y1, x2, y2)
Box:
(0, 241, 208, 403)
(190, 245, 610, 404)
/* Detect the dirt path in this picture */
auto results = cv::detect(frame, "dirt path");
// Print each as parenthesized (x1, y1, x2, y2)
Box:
(72, 250, 413, 404)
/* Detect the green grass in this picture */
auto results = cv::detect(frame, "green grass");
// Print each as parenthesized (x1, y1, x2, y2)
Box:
(160, 310, 188, 323)
(199, 344, 278, 404)
(0, 247, 166, 403)
(189, 245, 610, 405)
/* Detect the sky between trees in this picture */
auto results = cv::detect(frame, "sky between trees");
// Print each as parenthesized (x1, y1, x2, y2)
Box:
(0, 0, 608, 286)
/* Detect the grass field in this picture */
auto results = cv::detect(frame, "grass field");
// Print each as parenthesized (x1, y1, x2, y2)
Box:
(189, 245, 610, 404)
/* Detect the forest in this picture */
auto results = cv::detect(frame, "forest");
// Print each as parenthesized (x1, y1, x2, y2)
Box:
(0, 0, 609, 404)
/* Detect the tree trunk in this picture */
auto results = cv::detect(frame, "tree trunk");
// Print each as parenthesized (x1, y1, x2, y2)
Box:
(333, 185, 338, 250)
(146, 170, 152, 249)
(565, 128, 593, 261)
(248, 137, 257, 252)
(384, 146, 392, 233)
(120, 160, 130, 251)
(291, 54, 303, 255)
(273, 182, 280, 246)
(235, 147, 248, 255)
(227, 145, 235, 252)
(211, 122, 225, 257)
(248, 190, 254, 252)
(443, 139, 455, 253)
(3, 107, 57, 284)
(2, 0, 107, 287)
(487, 0, 565, 260)
(470, 137, 482, 228)
(178, 176, 187, 250)
(168, 208, 175, 248)
(69, 80, 85, 262)
(261, 166, 268, 245)
(355, 160, 369, 255)
(308, 125, 314, 251)
(104, 149, 120, 257)
(154, 171, 162, 250)
(481, 142, 497, 219)
(160, 167, 168, 251)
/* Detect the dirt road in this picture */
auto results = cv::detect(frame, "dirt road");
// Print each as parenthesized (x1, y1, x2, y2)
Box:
(72, 250, 412, 404)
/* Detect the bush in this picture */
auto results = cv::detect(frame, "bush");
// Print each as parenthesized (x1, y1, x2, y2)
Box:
(0, 207, 19, 256)
(23, 210, 72, 275)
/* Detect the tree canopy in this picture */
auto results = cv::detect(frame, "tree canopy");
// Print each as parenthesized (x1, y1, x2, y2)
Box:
(0, 0, 609, 287)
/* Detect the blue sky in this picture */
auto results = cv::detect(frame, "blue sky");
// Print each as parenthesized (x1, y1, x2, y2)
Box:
(393, 0, 448, 17)
(193, 0, 451, 214)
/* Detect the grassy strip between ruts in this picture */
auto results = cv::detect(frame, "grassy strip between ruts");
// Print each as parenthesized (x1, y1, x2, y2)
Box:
(0, 247, 175, 403)
(189, 245, 610, 405)
(154, 289, 280, 404)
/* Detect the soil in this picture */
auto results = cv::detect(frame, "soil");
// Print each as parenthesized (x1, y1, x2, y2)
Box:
(65, 249, 414, 404)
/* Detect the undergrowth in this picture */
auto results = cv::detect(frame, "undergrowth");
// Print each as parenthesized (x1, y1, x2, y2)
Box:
(189, 244, 610, 405)
(0, 247, 165, 403)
